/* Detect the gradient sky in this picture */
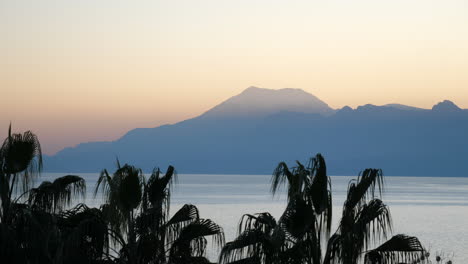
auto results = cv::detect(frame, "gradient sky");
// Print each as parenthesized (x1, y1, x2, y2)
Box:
(1, 0, 468, 155)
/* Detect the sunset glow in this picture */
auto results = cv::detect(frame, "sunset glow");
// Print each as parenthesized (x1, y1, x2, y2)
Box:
(2, 0, 468, 154)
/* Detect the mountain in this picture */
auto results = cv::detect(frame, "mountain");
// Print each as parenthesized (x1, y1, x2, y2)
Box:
(383, 104, 426, 111)
(44, 88, 468, 177)
(201, 86, 335, 118)
(432, 100, 463, 112)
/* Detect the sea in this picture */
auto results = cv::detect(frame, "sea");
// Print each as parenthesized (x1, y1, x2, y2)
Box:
(39, 173, 468, 263)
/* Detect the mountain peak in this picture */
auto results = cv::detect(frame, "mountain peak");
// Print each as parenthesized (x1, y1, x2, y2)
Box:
(241, 86, 310, 95)
(341, 106, 353, 111)
(242, 86, 262, 93)
(201, 86, 334, 119)
(432, 100, 462, 112)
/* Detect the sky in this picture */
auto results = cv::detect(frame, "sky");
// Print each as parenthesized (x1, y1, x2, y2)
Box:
(1, 0, 468, 155)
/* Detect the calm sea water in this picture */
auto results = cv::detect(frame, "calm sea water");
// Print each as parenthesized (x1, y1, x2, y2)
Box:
(39, 173, 468, 262)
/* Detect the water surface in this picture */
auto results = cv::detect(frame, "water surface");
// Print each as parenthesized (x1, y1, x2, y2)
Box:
(41, 173, 468, 262)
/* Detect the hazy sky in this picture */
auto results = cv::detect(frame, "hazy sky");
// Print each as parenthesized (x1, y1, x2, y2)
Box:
(1, 0, 468, 154)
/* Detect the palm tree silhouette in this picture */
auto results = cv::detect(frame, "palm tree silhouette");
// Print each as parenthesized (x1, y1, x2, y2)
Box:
(95, 162, 225, 264)
(0, 125, 432, 264)
(0, 125, 91, 263)
(220, 154, 427, 264)
(0, 124, 42, 223)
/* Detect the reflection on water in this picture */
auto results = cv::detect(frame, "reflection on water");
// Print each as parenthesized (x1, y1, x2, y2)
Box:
(38, 173, 468, 262)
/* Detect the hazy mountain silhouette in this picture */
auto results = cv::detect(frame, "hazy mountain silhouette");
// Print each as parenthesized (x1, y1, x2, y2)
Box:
(383, 104, 425, 111)
(44, 87, 468, 177)
(201, 86, 335, 118)
(432, 100, 463, 112)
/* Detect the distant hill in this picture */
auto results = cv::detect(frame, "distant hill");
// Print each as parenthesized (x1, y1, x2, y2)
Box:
(44, 87, 468, 177)
(383, 104, 425, 111)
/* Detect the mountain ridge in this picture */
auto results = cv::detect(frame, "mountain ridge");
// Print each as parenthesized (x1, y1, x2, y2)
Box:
(44, 87, 468, 177)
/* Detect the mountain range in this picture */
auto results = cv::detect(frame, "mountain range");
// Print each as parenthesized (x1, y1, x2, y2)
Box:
(44, 87, 468, 177)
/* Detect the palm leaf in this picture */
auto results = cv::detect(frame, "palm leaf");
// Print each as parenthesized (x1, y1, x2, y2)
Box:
(176, 219, 225, 247)
(29, 175, 86, 213)
(323, 233, 342, 264)
(355, 199, 392, 247)
(345, 169, 384, 211)
(115, 164, 143, 212)
(0, 127, 42, 177)
(168, 204, 200, 226)
(308, 154, 329, 214)
(278, 196, 315, 240)
(94, 169, 113, 201)
(364, 234, 427, 264)
(165, 204, 200, 247)
(271, 162, 293, 196)
(238, 212, 276, 235)
(306, 153, 333, 241)
(144, 166, 177, 216)
(219, 230, 267, 264)
(171, 219, 225, 261)
(0, 126, 42, 205)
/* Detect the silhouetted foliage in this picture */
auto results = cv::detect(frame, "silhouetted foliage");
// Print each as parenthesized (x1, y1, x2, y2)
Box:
(0, 126, 100, 264)
(95, 163, 224, 264)
(364, 235, 426, 264)
(221, 154, 428, 264)
(1, 126, 431, 264)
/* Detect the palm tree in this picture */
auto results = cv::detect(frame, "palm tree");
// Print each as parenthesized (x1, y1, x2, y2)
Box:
(0, 124, 42, 223)
(0, 125, 91, 264)
(96, 162, 225, 264)
(220, 154, 427, 264)
(220, 154, 332, 264)
(0, 125, 225, 264)
(323, 169, 392, 264)
(0, 125, 47, 263)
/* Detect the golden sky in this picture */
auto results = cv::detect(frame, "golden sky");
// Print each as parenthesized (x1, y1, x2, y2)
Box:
(1, 0, 468, 154)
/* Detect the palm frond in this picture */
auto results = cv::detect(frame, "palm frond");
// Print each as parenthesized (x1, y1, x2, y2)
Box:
(168, 204, 200, 226)
(166, 204, 200, 247)
(278, 196, 316, 240)
(115, 164, 144, 212)
(238, 212, 276, 235)
(178, 219, 225, 247)
(323, 234, 342, 264)
(345, 169, 384, 211)
(364, 234, 427, 264)
(271, 162, 293, 197)
(29, 175, 86, 213)
(308, 154, 329, 213)
(94, 169, 112, 200)
(219, 230, 267, 264)
(0, 128, 42, 197)
(0, 129, 42, 176)
(272, 160, 311, 203)
(144, 166, 177, 216)
(306, 153, 333, 241)
(355, 199, 392, 248)
(170, 219, 225, 261)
